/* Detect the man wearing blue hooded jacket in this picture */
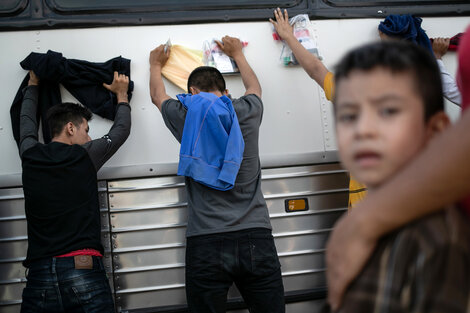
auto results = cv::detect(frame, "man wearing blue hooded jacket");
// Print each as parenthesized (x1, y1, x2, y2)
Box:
(149, 36, 285, 313)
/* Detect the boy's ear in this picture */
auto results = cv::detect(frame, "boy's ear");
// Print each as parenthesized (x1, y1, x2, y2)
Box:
(65, 122, 75, 136)
(189, 86, 199, 95)
(224, 89, 229, 96)
(426, 111, 450, 140)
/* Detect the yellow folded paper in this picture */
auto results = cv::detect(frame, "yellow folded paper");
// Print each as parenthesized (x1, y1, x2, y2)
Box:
(162, 45, 204, 92)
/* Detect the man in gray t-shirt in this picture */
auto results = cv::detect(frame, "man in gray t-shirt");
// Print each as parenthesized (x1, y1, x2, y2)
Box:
(149, 36, 285, 313)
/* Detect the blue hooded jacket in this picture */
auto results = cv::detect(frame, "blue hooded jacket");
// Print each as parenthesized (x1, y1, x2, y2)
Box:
(177, 92, 245, 191)
(378, 14, 433, 53)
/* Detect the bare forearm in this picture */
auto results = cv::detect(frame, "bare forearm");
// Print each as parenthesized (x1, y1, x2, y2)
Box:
(116, 92, 128, 104)
(283, 34, 329, 87)
(354, 108, 470, 240)
(150, 66, 170, 111)
(232, 53, 261, 98)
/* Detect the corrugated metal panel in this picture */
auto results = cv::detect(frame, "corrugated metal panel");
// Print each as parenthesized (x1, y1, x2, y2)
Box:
(108, 163, 349, 311)
(0, 187, 26, 313)
(0, 163, 348, 312)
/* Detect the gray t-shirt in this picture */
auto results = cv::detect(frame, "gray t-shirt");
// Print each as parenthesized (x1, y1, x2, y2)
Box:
(162, 94, 272, 237)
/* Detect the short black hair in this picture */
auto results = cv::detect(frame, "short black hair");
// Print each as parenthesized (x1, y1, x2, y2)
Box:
(187, 66, 226, 93)
(334, 41, 443, 121)
(46, 102, 92, 138)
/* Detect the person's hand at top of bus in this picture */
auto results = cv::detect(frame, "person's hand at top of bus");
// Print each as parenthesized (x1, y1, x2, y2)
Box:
(103, 71, 130, 104)
(432, 37, 450, 59)
(28, 70, 39, 86)
(215, 35, 243, 59)
(269, 8, 294, 41)
(149, 44, 171, 69)
(216, 35, 262, 98)
(269, 8, 329, 90)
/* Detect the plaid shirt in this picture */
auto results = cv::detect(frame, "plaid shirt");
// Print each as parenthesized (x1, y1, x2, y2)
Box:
(339, 207, 470, 313)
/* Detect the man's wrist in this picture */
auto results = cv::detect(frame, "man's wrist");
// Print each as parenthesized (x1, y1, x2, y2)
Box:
(284, 33, 298, 44)
(150, 64, 163, 72)
(231, 52, 245, 62)
(116, 93, 128, 103)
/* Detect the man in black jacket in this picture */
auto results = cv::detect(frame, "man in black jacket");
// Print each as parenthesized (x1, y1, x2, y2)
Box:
(19, 71, 131, 313)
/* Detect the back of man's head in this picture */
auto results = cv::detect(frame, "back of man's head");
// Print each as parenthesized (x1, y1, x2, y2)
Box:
(187, 66, 226, 93)
(334, 41, 444, 121)
(47, 102, 92, 138)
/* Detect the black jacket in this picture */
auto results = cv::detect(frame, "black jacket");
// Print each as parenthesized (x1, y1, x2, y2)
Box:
(11, 50, 133, 144)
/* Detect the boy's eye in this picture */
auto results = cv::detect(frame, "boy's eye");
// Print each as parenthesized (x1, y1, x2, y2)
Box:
(337, 112, 357, 123)
(379, 107, 399, 117)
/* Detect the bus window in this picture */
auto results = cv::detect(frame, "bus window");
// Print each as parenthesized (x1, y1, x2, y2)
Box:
(48, 0, 302, 12)
(0, 0, 27, 16)
(324, 0, 469, 7)
(0, 0, 469, 30)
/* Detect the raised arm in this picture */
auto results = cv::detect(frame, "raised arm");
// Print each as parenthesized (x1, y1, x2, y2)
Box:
(270, 8, 329, 88)
(326, 105, 470, 311)
(19, 71, 40, 156)
(433, 37, 462, 105)
(216, 36, 261, 98)
(149, 45, 171, 111)
(83, 71, 131, 171)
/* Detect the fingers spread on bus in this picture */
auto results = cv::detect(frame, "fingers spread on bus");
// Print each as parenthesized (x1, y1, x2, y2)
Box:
(149, 44, 170, 68)
(218, 36, 243, 58)
(270, 8, 293, 40)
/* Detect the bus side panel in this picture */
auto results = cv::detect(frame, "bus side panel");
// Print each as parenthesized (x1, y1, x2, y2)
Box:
(107, 163, 348, 311)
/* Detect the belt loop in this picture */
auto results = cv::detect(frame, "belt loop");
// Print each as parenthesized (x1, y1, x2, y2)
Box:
(96, 256, 102, 270)
(51, 257, 57, 274)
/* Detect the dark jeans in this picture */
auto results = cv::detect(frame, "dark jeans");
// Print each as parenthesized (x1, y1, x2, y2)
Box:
(21, 256, 114, 313)
(185, 228, 285, 313)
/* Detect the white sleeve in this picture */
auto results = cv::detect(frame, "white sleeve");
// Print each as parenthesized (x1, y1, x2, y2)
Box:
(437, 59, 461, 106)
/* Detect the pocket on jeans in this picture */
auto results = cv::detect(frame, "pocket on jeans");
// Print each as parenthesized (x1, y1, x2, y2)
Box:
(21, 287, 46, 313)
(185, 239, 222, 279)
(71, 278, 113, 312)
(250, 236, 281, 276)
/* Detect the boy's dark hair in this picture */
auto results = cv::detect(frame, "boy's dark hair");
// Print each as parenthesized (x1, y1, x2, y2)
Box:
(187, 66, 226, 93)
(46, 102, 92, 138)
(334, 41, 444, 121)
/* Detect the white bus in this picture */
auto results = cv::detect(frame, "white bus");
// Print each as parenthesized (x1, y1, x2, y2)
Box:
(0, 1, 468, 312)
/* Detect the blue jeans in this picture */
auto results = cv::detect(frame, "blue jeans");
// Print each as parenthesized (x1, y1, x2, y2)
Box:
(21, 256, 114, 313)
(185, 228, 285, 313)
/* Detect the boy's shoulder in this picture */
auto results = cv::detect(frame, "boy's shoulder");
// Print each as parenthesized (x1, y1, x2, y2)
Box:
(340, 206, 470, 313)
(392, 206, 469, 252)
(376, 206, 470, 277)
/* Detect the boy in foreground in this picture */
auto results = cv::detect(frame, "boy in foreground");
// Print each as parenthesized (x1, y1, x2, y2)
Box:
(332, 41, 470, 312)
